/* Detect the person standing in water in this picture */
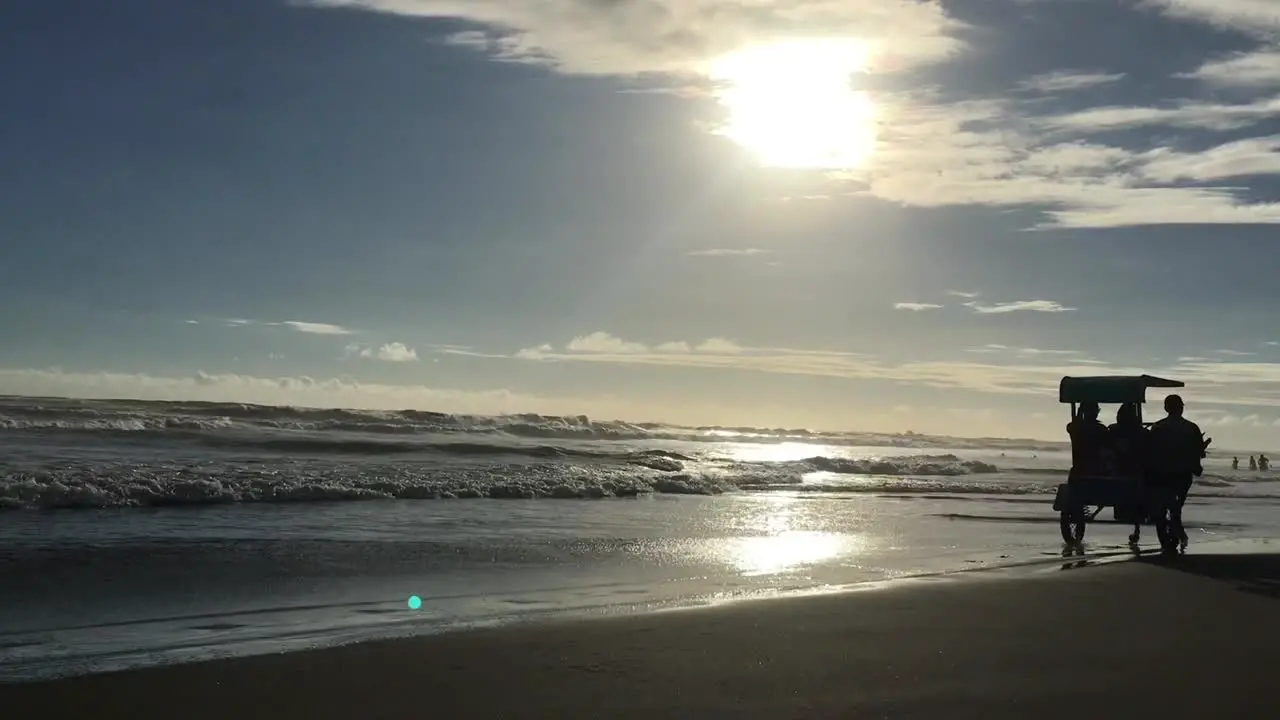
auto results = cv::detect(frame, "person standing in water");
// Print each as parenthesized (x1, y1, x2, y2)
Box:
(1067, 402, 1109, 476)
(1232, 457, 1240, 471)
(1109, 403, 1148, 544)
(1261, 454, 1270, 471)
(1148, 394, 1208, 552)
(1250, 455, 1258, 471)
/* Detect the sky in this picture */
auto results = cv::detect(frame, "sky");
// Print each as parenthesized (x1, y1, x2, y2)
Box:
(3, 0, 1280, 445)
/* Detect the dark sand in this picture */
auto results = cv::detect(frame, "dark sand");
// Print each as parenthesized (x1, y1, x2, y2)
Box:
(4, 553, 1279, 719)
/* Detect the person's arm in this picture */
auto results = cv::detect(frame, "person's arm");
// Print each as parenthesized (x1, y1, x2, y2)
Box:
(1190, 422, 1207, 476)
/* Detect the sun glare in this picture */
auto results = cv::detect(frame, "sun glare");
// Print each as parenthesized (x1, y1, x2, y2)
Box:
(708, 39, 878, 170)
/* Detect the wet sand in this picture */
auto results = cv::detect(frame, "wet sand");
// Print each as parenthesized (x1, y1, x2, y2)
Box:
(4, 553, 1278, 719)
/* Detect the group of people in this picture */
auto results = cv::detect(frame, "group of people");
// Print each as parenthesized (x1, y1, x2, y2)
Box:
(1231, 455, 1270, 471)
(1067, 394, 1209, 550)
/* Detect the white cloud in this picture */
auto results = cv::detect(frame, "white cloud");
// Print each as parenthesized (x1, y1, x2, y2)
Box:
(1139, 136, 1280, 182)
(1215, 349, 1257, 357)
(1038, 94, 1280, 133)
(894, 302, 943, 311)
(1040, 190, 1280, 228)
(1016, 142, 1133, 176)
(303, 0, 968, 76)
(687, 248, 773, 256)
(565, 331, 650, 354)
(373, 342, 419, 362)
(514, 343, 554, 360)
(838, 92, 1280, 228)
(947, 290, 980, 298)
(210, 318, 358, 335)
(344, 342, 420, 362)
(557, 331, 743, 355)
(1197, 410, 1273, 428)
(304, 0, 1280, 229)
(1015, 70, 1124, 94)
(11, 351, 1280, 436)
(0, 367, 597, 417)
(1143, 0, 1280, 37)
(654, 341, 694, 353)
(696, 337, 744, 354)
(1179, 49, 1280, 88)
(277, 321, 356, 335)
(965, 300, 1076, 314)
(511, 333, 1104, 394)
(965, 344, 1081, 357)
(503, 332, 1280, 409)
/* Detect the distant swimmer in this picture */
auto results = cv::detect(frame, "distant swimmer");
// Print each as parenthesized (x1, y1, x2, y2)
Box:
(1250, 455, 1258, 471)
(1232, 456, 1240, 471)
(1261, 454, 1271, 471)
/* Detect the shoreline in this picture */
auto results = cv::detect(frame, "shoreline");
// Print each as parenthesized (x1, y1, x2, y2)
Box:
(0, 541, 1152, 683)
(4, 547, 1278, 719)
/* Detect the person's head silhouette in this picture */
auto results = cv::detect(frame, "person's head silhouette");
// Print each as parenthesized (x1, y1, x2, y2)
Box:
(1117, 402, 1138, 426)
(1079, 401, 1099, 421)
(1164, 394, 1184, 418)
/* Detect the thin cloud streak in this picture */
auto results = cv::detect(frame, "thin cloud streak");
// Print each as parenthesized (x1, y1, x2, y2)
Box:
(502, 333, 1280, 409)
(207, 318, 358, 335)
(1015, 70, 1124, 94)
(277, 321, 356, 335)
(965, 300, 1076, 314)
(687, 248, 773, 256)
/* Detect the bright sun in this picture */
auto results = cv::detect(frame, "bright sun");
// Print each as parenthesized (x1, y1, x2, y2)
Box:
(707, 39, 878, 170)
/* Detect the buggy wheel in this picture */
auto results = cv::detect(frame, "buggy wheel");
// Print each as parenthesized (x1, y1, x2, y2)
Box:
(1060, 506, 1086, 544)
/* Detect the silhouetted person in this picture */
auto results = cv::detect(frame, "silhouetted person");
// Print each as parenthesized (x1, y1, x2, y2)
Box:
(1108, 403, 1146, 473)
(1250, 455, 1258, 471)
(1068, 401, 1109, 477)
(1232, 456, 1239, 471)
(1148, 394, 1207, 551)
(1260, 454, 1270, 471)
(1109, 402, 1147, 543)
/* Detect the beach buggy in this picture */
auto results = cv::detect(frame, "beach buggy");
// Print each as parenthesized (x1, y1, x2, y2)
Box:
(1052, 374, 1206, 554)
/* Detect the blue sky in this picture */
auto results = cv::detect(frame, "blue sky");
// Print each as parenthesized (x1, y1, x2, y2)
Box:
(3, 0, 1280, 443)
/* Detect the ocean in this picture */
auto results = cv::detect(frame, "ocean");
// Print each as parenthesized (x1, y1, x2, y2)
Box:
(2, 395, 1277, 681)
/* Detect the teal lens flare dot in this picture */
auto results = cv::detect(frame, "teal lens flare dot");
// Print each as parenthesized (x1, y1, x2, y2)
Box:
(407, 595, 422, 610)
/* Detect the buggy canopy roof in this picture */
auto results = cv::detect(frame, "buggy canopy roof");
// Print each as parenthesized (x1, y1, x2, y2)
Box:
(1058, 375, 1184, 405)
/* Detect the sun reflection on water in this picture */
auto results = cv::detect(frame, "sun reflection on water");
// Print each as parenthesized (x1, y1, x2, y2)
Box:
(730, 530, 847, 576)
(719, 495, 865, 576)
(723, 441, 839, 463)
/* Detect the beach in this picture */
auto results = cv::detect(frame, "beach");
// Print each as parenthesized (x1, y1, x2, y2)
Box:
(4, 553, 1277, 719)
(3, 396, 1279, 680)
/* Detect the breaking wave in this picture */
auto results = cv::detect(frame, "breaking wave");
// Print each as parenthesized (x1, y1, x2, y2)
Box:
(0, 452, 1013, 510)
(7, 395, 1267, 511)
(0, 396, 1065, 452)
